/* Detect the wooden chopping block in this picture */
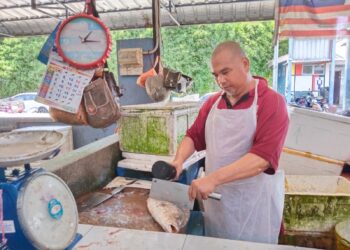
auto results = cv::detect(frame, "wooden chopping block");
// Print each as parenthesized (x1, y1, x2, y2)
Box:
(77, 187, 162, 232)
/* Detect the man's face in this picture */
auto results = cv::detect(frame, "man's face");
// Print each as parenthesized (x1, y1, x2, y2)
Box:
(211, 50, 250, 97)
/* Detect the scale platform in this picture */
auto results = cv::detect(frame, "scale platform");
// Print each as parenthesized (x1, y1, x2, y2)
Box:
(0, 130, 65, 168)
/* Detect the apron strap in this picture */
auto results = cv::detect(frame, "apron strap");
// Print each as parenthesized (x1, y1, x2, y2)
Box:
(253, 79, 259, 107)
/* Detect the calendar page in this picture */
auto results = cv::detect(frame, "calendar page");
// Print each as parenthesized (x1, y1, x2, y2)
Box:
(37, 22, 60, 65)
(36, 51, 94, 113)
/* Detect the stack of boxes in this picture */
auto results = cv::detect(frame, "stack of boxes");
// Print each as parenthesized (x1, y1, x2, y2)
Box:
(279, 107, 350, 248)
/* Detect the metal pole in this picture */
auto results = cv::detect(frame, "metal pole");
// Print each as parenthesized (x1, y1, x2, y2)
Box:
(32, 8, 62, 20)
(286, 38, 293, 103)
(272, 40, 279, 91)
(160, 3, 180, 26)
(143, 0, 160, 55)
(31, 0, 36, 9)
(343, 39, 350, 110)
(329, 39, 336, 104)
(54, 0, 77, 14)
(0, 32, 14, 37)
(31, 0, 61, 20)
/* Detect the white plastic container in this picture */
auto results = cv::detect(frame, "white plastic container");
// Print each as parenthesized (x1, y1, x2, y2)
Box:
(119, 151, 206, 172)
(279, 147, 344, 176)
(285, 106, 350, 162)
(284, 175, 350, 233)
(120, 102, 199, 155)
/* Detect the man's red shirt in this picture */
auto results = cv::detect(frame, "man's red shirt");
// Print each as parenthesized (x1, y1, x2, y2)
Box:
(186, 76, 289, 173)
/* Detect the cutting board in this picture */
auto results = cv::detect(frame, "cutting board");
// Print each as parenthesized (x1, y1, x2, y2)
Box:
(77, 187, 162, 232)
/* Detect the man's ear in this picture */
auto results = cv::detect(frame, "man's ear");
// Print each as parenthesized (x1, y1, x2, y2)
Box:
(242, 57, 250, 72)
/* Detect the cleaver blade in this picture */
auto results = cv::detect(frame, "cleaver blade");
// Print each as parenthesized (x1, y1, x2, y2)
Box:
(150, 179, 195, 210)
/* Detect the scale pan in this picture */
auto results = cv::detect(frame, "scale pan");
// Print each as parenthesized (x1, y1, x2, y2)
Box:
(0, 130, 65, 167)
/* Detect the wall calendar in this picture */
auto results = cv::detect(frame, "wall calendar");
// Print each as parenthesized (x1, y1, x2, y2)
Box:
(36, 51, 94, 113)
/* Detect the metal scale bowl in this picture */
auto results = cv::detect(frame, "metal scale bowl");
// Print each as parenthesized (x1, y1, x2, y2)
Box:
(0, 130, 79, 250)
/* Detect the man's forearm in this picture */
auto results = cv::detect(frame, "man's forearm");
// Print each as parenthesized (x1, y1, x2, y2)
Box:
(209, 153, 269, 186)
(173, 136, 196, 164)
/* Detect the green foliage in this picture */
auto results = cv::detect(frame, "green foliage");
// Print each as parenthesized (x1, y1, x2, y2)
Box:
(0, 21, 275, 98)
(0, 37, 47, 98)
(279, 39, 289, 56)
(162, 21, 275, 94)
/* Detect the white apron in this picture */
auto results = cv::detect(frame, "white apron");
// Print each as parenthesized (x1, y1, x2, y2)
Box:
(203, 82, 285, 244)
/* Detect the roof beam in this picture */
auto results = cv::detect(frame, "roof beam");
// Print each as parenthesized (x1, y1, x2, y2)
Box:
(54, 0, 78, 14)
(35, 6, 66, 10)
(31, 8, 62, 20)
(0, 0, 262, 11)
(160, 2, 180, 26)
(1, 6, 153, 22)
(0, 21, 14, 37)
(0, 1, 265, 23)
(0, 32, 15, 37)
(31, 0, 62, 21)
(0, 0, 275, 37)
(0, 0, 84, 10)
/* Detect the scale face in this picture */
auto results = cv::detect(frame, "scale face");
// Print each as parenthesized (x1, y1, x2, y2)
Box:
(56, 13, 112, 69)
(17, 171, 78, 249)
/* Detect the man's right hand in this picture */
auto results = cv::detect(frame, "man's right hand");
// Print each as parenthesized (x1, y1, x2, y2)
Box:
(170, 136, 196, 179)
(170, 160, 183, 179)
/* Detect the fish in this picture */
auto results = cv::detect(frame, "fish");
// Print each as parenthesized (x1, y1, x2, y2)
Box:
(147, 197, 190, 233)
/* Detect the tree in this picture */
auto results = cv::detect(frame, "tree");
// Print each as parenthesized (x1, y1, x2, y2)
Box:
(0, 37, 46, 98)
(161, 21, 275, 94)
(279, 39, 289, 56)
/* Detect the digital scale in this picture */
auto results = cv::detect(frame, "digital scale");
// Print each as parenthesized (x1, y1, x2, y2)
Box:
(0, 130, 80, 249)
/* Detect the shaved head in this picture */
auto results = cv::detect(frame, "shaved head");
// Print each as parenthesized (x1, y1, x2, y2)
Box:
(210, 41, 254, 98)
(212, 41, 247, 60)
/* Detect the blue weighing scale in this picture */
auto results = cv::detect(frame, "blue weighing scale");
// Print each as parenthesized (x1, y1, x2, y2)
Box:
(0, 130, 81, 249)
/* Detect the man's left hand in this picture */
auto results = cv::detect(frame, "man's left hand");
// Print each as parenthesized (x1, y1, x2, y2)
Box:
(189, 175, 217, 200)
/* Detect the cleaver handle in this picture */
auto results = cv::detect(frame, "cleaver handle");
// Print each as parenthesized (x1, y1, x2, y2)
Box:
(209, 192, 222, 201)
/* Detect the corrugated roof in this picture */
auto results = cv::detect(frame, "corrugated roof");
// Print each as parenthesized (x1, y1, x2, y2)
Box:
(0, 0, 275, 37)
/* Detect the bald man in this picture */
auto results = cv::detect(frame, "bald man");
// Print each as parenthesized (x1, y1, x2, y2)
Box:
(170, 41, 289, 243)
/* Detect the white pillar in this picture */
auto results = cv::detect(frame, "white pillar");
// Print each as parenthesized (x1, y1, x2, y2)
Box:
(286, 38, 294, 103)
(272, 41, 279, 91)
(343, 39, 350, 110)
(328, 39, 336, 104)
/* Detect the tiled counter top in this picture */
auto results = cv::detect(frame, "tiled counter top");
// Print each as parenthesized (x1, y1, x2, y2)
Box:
(74, 224, 317, 250)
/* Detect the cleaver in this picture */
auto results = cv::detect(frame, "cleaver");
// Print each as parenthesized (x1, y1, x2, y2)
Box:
(149, 178, 221, 210)
(78, 179, 137, 212)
